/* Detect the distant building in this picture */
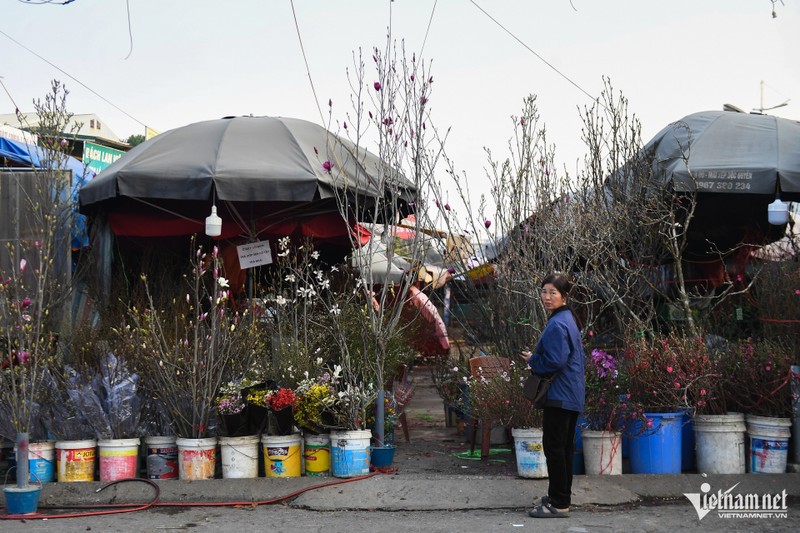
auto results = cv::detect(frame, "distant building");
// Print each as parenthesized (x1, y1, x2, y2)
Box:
(0, 112, 130, 174)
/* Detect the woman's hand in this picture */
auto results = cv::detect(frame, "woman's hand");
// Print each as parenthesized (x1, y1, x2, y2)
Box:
(520, 350, 533, 363)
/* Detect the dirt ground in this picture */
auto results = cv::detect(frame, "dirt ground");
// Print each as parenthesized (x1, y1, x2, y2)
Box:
(390, 364, 519, 477)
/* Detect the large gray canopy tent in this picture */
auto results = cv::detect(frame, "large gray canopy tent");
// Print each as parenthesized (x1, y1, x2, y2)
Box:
(79, 115, 415, 241)
(617, 110, 800, 258)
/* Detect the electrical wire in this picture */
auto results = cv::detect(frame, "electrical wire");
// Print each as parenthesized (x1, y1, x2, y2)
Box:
(418, 0, 437, 60)
(468, 0, 599, 105)
(123, 0, 134, 60)
(289, 0, 325, 127)
(0, 28, 147, 127)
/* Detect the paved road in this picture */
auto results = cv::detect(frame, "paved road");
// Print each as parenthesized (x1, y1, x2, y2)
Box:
(2, 501, 799, 533)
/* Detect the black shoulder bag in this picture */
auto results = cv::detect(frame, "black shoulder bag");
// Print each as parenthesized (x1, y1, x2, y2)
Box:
(523, 371, 556, 407)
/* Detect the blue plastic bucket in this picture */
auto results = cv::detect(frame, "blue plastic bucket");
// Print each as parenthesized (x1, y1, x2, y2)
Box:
(370, 445, 396, 468)
(681, 410, 695, 471)
(330, 430, 371, 478)
(3, 485, 42, 515)
(573, 417, 585, 474)
(628, 412, 682, 474)
(572, 451, 585, 475)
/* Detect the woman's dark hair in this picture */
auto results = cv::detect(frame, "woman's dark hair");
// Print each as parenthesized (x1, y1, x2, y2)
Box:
(541, 272, 573, 297)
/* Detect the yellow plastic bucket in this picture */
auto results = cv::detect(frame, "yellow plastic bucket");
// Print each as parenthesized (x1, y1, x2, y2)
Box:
(303, 434, 330, 477)
(262, 434, 301, 478)
(55, 439, 97, 482)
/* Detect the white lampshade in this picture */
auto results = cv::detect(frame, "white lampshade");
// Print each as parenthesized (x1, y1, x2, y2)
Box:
(205, 205, 222, 236)
(767, 197, 789, 225)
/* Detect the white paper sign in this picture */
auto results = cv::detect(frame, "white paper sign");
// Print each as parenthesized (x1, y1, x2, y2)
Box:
(236, 240, 273, 268)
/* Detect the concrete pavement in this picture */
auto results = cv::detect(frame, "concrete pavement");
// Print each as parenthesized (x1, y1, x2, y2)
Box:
(30, 471, 799, 512)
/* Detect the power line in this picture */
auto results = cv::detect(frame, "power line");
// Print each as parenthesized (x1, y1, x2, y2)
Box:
(0, 27, 147, 128)
(289, 0, 325, 126)
(469, 0, 597, 104)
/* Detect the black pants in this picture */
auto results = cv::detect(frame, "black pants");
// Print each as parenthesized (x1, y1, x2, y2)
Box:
(542, 406, 579, 509)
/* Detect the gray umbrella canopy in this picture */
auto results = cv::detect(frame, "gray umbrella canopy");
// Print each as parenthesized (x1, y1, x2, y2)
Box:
(647, 110, 800, 199)
(79, 115, 414, 207)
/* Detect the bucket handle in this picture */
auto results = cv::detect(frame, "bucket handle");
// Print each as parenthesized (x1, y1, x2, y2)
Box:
(3, 466, 43, 489)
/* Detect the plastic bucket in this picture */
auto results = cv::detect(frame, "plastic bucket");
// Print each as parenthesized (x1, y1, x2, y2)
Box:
(581, 429, 622, 475)
(12, 441, 55, 483)
(262, 434, 302, 478)
(792, 365, 800, 463)
(175, 437, 217, 480)
(681, 410, 695, 471)
(303, 434, 330, 477)
(144, 436, 178, 480)
(511, 428, 548, 479)
(746, 415, 791, 474)
(330, 430, 371, 478)
(370, 445, 396, 468)
(98, 438, 140, 481)
(628, 412, 682, 474)
(219, 435, 259, 479)
(573, 418, 585, 475)
(55, 440, 97, 482)
(3, 486, 41, 515)
(693, 413, 745, 474)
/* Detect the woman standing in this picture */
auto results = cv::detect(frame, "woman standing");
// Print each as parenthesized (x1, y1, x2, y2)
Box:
(521, 273, 585, 519)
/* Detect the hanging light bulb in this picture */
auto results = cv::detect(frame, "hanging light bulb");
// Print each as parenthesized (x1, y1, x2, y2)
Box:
(205, 205, 222, 236)
(767, 194, 789, 225)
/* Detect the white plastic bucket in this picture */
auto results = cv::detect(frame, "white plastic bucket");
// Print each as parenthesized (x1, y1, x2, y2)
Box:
(511, 428, 547, 479)
(175, 437, 217, 480)
(97, 438, 140, 481)
(581, 429, 622, 475)
(144, 436, 178, 480)
(13, 441, 56, 483)
(693, 413, 745, 474)
(746, 415, 791, 474)
(303, 434, 331, 477)
(329, 430, 371, 478)
(219, 435, 260, 479)
(262, 434, 302, 478)
(55, 439, 97, 482)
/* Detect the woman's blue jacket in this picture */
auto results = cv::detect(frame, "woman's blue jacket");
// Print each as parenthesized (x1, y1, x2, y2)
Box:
(528, 306, 585, 413)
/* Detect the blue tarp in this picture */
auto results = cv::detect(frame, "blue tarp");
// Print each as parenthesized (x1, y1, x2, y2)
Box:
(0, 136, 96, 248)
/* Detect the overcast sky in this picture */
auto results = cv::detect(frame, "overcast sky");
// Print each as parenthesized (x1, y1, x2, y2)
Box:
(2, 0, 798, 212)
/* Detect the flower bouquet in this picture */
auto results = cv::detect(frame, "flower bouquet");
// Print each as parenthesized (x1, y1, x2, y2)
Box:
(216, 380, 248, 437)
(246, 384, 297, 435)
(583, 349, 630, 432)
(292, 375, 337, 434)
(266, 388, 297, 435)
